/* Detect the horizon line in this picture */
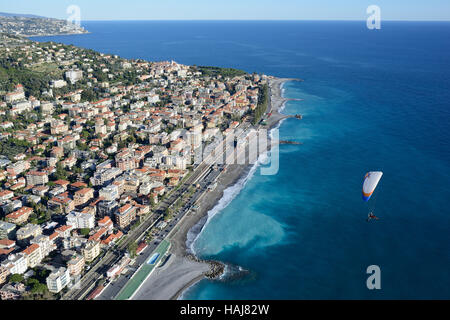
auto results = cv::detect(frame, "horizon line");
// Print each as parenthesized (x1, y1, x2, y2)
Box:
(77, 18, 450, 22)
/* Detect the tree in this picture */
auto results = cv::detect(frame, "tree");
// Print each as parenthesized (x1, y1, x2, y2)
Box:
(30, 283, 48, 295)
(127, 241, 138, 258)
(9, 273, 24, 283)
(55, 162, 68, 181)
(80, 228, 90, 237)
(26, 278, 39, 287)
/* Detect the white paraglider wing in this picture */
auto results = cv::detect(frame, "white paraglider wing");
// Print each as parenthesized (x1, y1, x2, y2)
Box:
(362, 171, 383, 202)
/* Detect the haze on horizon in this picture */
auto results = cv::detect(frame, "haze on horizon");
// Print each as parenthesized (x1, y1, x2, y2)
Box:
(1, 0, 450, 21)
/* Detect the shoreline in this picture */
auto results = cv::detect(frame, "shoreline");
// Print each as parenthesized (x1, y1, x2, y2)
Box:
(25, 32, 91, 38)
(131, 76, 296, 300)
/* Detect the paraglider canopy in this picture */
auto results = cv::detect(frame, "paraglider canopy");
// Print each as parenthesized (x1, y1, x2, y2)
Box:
(362, 171, 383, 202)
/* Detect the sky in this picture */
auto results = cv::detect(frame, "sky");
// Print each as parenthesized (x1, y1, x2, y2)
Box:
(1, 0, 450, 21)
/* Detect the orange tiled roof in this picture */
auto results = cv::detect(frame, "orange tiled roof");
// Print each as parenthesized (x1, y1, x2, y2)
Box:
(22, 243, 40, 255)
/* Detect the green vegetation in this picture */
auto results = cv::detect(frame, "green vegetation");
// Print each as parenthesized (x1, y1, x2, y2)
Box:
(80, 228, 91, 237)
(0, 57, 59, 98)
(0, 137, 31, 160)
(8, 273, 24, 283)
(252, 83, 269, 125)
(22, 268, 53, 300)
(196, 66, 247, 78)
(127, 241, 138, 258)
(54, 162, 69, 181)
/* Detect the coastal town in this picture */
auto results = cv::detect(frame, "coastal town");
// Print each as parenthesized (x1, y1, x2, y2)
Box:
(0, 14, 88, 37)
(0, 31, 276, 300)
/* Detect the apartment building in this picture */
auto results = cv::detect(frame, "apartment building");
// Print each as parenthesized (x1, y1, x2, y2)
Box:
(16, 223, 42, 241)
(66, 211, 95, 229)
(99, 184, 119, 201)
(0, 221, 16, 239)
(26, 171, 49, 186)
(73, 188, 94, 207)
(6, 206, 33, 225)
(82, 240, 100, 262)
(67, 254, 85, 276)
(1, 253, 27, 275)
(114, 203, 137, 229)
(46, 267, 71, 293)
(22, 243, 42, 268)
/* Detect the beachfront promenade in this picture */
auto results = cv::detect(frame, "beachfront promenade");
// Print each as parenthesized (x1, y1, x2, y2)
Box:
(115, 240, 171, 300)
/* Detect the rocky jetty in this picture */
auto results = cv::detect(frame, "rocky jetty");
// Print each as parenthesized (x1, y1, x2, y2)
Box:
(185, 253, 225, 279)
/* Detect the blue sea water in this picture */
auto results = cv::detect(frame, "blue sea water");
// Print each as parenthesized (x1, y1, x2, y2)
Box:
(36, 21, 450, 299)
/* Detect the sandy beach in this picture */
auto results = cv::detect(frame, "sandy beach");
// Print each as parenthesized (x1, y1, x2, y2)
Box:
(131, 77, 295, 300)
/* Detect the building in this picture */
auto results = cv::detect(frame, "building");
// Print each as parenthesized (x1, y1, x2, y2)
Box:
(90, 167, 122, 186)
(30, 235, 55, 257)
(46, 267, 71, 293)
(50, 146, 64, 159)
(82, 240, 100, 262)
(6, 160, 30, 176)
(50, 80, 67, 89)
(22, 243, 42, 268)
(16, 223, 42, 241)
(48, 194, 75, 214)
(67, 254, 85, 276)
(1, 253, 27, 275)
(114, 203, 137, 229)
(6, 206, 33, 225)
(40, 102, 54, 114)
(99, 184, 119, 201)
(0, 221, 16, 239)
(73, 188, 94, 207)
(115, 151, 136, 172)
(65, 70, 83, 84)
(97, 216, 114, 232)
(4, 91, 25, 103)
(0, 282, 26, 300)
(0, 190, 14, 202)
(26, 171, 49, 186)
(0, 238, 15, 251)
(66, 211, 95, 229)
(0, 266, 9, 284)
(55, 225, 73, 239)
(97, 200, 119, 218)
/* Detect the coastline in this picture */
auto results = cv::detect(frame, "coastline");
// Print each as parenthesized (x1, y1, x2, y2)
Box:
(131, 77, 295, 300)
(25, 32, 91, 38)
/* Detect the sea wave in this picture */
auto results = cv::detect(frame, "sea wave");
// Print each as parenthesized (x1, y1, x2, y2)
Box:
(278, 81, 288, 113)
(187, 161, 259, 255)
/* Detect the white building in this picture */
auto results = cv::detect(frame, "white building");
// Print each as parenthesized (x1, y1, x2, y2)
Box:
(30, 235, 56, 257)
(10, 101, 32, 116)
(46, 267, 71, 293)
(1, 253, 28, 275)
(65, 70, 83, 84)
(99, 184, 119, 201)
(50, 79, 68, 89)
(66, 211, 95, 229)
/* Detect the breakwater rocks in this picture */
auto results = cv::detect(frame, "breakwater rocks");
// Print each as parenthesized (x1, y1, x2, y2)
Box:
(279, 140, 303, 145)
(185, 253, 225, 279)
(285, 114, 303, 120)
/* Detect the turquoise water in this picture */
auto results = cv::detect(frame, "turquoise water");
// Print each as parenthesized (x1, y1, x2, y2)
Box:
(36, 21, 450, 299)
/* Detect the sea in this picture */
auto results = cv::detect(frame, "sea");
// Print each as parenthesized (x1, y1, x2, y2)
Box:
(35, 20, 450, 299)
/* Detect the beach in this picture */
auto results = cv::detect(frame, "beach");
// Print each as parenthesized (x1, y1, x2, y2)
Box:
(131, 77, 293, 300)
